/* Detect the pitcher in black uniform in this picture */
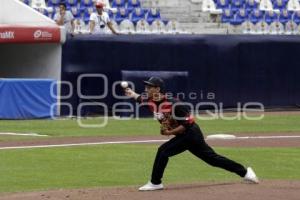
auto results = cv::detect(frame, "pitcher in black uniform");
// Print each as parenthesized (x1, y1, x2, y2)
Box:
(124, 77, 259, 191)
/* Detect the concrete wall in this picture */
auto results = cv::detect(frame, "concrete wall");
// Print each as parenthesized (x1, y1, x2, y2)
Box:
(0, 44, 61, 80)
(141, 0, 227, 34)
(0, 0, 55, 26)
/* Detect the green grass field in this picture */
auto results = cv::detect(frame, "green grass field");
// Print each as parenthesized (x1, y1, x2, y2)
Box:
(0, 145, 300, 193)
(0, 113, 300, 139)
(0, 112, 300, 194)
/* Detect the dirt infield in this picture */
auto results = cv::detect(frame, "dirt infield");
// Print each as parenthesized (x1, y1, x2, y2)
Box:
(0, 133, 300, 148)
(1, 133, 300, 148)
(1, 133, 300, 200)
(1, 180, 299, 200)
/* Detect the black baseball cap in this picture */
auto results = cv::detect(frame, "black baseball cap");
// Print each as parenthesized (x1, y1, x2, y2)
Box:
(143, 77, 165, 91)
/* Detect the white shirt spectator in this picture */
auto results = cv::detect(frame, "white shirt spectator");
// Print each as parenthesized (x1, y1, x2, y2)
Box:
(54, 11, 74, 33)
(89, 12, 111, 34)
(95, 0, 118, 13)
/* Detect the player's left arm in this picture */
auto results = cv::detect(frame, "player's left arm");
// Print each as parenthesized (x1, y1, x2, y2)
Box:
(161, 125, 186, 135)
(161, 102, 193, 135)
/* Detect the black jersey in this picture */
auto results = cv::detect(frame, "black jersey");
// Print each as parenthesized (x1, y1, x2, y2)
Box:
(137, 96, 195, 129)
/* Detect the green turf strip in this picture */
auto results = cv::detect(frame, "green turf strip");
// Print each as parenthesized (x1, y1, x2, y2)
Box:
(0, 145, 299, 193)
(0, 114, 300, 139)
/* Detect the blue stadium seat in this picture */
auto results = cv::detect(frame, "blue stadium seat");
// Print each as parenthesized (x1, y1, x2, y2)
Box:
(70, 5, 81, 18)
(231, 0, 246, 13)
(48, 0, 61, 7)
(279, 9, 292, 24)
(112, 0, 126, 8)
(83, 10, 91, 24)
(230, 9, 248, 25)
(146, 8, 161, 24)
(53, 5, 61, 14)
(42, 8, 49, 17)
(131, 7, 146, 25)
(108, 10, 114, 19)
(35, 7, 49, 17)
(127, 0, 141, 13)
(272, 0, 288, 10)
(20, 0, 30, 5)
(245, 0, 259, 12)
(80, 0, 93, 7)
(293, 11, 300, 24)
(216, 0, 230, 9)
(79, 0, 93, 13)
(221, 9, 233, 23)
(66, 0, 78, 7)
(115, 7, 130, 24)
(249, 9, 263, 24)
(85, 6, 95, 15)
(265, 10, 278, 24)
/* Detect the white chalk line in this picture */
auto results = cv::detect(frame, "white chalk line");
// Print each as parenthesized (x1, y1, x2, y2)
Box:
(0, 132, 48, 137)
(0, 140, 168, 150)
(231, 136, 300, 139)
(0, 135, 300, 150)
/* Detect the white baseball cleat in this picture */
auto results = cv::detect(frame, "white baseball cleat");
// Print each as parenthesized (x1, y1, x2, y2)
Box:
(138, 181, 164, 191)
(244, 167, 259, 184)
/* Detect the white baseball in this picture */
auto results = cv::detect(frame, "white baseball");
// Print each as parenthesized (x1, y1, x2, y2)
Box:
(120, 81, 129, 88)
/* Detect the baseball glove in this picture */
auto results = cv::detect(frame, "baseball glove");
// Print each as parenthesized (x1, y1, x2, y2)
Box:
(160, 113, 179, 133)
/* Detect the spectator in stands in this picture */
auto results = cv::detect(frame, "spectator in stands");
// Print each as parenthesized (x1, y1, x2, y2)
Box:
(95, 0, 118, 13)
(54, 2, 75, 33)
(89, 2, 119, 34)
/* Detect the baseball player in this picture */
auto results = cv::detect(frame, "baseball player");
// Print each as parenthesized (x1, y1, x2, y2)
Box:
(124, 77, 259, 191)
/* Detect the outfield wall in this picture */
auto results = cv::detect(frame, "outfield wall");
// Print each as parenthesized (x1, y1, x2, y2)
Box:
(0, 44, 62, 79)
(61, 35, 300, 115)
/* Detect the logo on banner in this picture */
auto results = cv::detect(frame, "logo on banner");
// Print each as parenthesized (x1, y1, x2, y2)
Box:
(0, 31, 15, 39)
(33, 29, 53, 40)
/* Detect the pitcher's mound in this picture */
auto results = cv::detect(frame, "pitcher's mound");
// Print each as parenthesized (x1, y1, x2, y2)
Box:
(1, 180, 299, 200)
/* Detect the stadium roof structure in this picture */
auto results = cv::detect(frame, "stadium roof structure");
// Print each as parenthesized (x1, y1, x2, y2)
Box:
(0, 0, 66, 44)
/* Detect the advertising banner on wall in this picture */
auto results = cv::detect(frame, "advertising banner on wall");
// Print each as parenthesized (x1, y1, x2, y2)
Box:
(0, 25, 61, 43)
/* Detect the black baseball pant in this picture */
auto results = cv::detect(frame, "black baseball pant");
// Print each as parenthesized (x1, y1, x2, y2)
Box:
(151, 124, 247, 184)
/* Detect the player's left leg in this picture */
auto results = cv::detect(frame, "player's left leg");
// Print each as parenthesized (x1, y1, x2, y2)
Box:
(139, 134, 189, 191)
(186, 124, 258, 183)
(189, 141, 247, 177)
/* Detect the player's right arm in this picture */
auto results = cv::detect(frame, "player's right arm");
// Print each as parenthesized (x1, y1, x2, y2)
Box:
(124, 88, 140, 100)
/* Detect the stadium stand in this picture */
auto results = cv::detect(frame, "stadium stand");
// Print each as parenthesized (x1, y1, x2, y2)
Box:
(18, 0, 300, 34)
